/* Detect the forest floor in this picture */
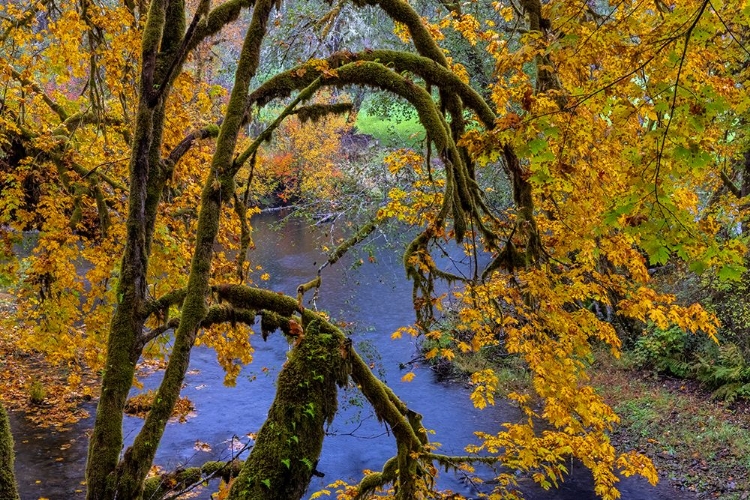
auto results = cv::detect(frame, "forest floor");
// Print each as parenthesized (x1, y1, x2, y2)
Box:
(591, 352, 750, 500)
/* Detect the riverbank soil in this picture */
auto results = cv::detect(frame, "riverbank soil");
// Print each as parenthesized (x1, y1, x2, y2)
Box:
(592, 352, 750, 500)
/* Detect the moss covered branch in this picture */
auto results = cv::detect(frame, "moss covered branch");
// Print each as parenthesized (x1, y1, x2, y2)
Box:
(187, 0, 256, 53)
(141, 288, 189, 321)
(246, 49, 495, 128)
(319, 218, 378, 273)
(352, 457, 397, 500)
(294, 102, 353, 123)
(142, 459, 243, 500)
(296, 276, 321, 308)
(166, 124, 221, 168)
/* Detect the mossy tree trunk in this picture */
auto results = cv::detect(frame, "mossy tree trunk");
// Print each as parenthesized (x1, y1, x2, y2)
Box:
(84, 0, 516, 497)
(111, 0, 274, 492)
(85, 0, 255, 499)
(213, 285, 433, 500)
(227, 320, 347, 500)
(0, 403, 19, 500)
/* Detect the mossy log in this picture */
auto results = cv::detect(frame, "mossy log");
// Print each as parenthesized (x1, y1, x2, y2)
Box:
(0, 403, 19, 500)
(227, 320, 347, 500)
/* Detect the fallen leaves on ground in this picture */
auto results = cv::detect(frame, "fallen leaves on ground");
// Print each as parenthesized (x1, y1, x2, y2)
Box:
(0, 294, 99, 427)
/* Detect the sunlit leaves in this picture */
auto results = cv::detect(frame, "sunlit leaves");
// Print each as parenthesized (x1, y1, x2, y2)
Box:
(470, 369, 498, 410)
(426, 0, 750, 497)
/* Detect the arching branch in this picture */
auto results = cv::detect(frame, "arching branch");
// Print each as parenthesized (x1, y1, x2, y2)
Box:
(246, 49, 496, 128)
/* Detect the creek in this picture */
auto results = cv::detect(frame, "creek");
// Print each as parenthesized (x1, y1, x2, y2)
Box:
(9, 212, 687, 499)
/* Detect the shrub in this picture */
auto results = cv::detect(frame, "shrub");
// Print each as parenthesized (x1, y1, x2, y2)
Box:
(632, 323, 695, 378)
(28, 379, 46, 405)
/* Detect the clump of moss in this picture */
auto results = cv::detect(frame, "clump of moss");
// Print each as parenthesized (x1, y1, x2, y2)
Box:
(28, 379, 46, 405)
(0, 403, 20, 500)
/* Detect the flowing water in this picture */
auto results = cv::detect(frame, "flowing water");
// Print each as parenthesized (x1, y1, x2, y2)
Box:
(9, 212, 689, 499)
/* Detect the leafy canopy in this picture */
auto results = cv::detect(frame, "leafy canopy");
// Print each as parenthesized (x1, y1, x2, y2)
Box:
(0, 0, 748, 498)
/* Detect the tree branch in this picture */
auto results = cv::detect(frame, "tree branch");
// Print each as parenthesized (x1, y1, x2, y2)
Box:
(142, 458, 244, 500)
(318, 217, 378, 273)
(246, 49, 496, 128)
(8, 67, 69, 122)
(166, 124, 221, 167)
(720, 169, 742, 198)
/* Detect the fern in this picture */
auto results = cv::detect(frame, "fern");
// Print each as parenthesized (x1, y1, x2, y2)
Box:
(695, 343, 750, 402)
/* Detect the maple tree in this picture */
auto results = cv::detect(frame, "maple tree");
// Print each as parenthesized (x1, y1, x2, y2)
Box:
(251, 96, 352, 207)
(0, 0, 748, 499)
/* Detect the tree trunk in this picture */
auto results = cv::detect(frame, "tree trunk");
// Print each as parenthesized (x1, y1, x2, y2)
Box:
(0, 403, 20, 500)
(228, 320, 347, 500)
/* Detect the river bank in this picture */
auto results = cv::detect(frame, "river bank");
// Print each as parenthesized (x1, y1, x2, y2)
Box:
(593, 353, 750, 500)
(442, 346, 749, 500)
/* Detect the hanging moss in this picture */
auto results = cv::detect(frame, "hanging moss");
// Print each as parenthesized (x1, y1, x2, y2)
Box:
(295, 103, 353, 123)
(260, 310, 286, 340)
(0, 403, 19, 500)
(227, 320, 347, 500)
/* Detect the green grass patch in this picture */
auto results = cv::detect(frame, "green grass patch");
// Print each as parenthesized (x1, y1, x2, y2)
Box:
(355, 109, 424, 148)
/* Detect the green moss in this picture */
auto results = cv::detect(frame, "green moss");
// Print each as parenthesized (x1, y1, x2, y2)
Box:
(228, 321, 347, 500)
(0, 404, 19, 500)
(295, 103, 353, 123)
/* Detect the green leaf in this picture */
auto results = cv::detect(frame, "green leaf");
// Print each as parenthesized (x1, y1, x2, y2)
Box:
(261, 478, 271, 489)
(528, 138, 548, 155)
(642, 237, 670, 265)
(688, 259, 708, 274)
(649, 246, 670, 266)
(718, 264, 745, 281)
